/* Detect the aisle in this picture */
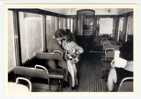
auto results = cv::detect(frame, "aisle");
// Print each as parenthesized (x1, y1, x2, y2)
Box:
(77, 53, 107, 92)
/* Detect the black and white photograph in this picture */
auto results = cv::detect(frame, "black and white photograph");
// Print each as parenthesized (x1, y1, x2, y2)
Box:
(7, 7, 133, 93)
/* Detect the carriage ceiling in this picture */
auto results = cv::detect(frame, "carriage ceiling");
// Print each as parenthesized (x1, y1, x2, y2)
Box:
(42, 8, 133, 15)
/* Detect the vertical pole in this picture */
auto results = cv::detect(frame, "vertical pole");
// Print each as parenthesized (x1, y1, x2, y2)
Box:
(57, 17, 59, 29)
(114, 16, 119, 41)
(13, 11, 22, 66)
(123, 16, 128, 42)
(65, 17, 67, 29)
(125, 16, 128, 42)
(42, 15, 47, 52)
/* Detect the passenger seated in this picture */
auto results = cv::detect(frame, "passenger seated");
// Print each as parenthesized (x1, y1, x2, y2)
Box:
(107, 40, 133, 91)
(54, 29, 84, 89)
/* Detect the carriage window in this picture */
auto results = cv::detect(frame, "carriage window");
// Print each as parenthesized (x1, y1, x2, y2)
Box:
(19, 12, 44, 63)
(99, 18, 113, 35)
(67, 18, 73, 32)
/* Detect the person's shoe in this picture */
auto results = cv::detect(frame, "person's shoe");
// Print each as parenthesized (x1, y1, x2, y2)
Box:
(71, 85, 79, 91)
(71, 87, 76, 90)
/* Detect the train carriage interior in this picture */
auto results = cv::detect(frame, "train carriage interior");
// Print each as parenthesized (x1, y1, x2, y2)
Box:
(8, 8, 133, 92)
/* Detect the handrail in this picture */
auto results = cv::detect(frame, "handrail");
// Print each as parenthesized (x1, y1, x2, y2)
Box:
(16, 77, 32, 92)
(118, 77, 133, 91)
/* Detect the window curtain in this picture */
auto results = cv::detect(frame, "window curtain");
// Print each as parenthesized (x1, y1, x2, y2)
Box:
(118, 17, 128, 42)
(59, 17, 63, 29)
(8, 11, 16, 71)
(118, 17, 124, 41)
(126, 15, 133, 35)
(113, 17, 119, 41)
